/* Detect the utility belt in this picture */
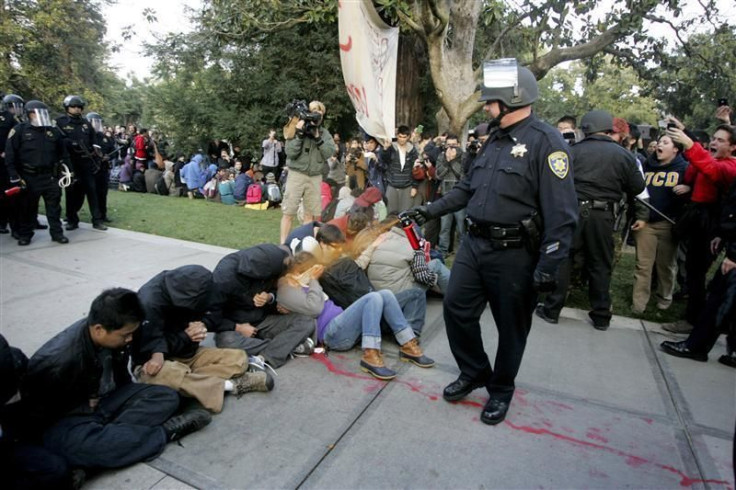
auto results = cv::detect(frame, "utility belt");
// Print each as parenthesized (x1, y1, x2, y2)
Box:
(465, 217, 524, 250)
(578, 199, 615, 211)
(20, 164, 56, 176)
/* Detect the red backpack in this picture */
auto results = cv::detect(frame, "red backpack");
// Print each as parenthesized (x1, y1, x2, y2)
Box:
(246, 183, 263, 204)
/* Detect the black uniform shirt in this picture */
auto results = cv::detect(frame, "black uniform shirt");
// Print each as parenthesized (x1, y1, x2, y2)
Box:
(4, 123, 68, 178)
(571, 134, 645, 202)
(0, 110, 17, 153)
(427, 113, 578, 274)
(56, 114, 96, 163)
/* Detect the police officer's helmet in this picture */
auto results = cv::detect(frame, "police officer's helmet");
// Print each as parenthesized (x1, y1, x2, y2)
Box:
(86, 112, 104, 132)
(580, 110, 614, 135)
(85, 111, 102, 121)
(63, 95, 86, 109)
(2, 94, 24, 113)
(479, 66, 538, 108)
(25, 100, 53, 127)
(25, 100, 48, 113)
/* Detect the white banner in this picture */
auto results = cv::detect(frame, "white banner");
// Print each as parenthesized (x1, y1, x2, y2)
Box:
(338, 0, 398, 140)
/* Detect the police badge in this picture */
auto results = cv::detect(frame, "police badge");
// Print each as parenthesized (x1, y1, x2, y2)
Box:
(548, 151, 569, 179)
(510, 143, 527, 158)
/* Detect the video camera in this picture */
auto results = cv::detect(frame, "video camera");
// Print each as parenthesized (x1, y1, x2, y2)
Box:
(285, 99, 322, 134)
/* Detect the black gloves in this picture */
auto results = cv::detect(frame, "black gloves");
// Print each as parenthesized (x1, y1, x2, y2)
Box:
(533, 269, 557, 293)
(405, 206, 432, 225)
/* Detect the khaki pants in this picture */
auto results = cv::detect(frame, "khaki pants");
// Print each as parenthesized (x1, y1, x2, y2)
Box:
(632, 221, 678, 311)
(138, 347, 247, 413)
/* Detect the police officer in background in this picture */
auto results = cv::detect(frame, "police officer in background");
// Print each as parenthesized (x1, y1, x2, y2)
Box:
(86, 112, 114, 223)
(5, 100, 70, 245)
(536, 110, 645, 329)
(0, 94, 25, 236)
(56, 95, 107, 231)
(407, 60, 578, 425)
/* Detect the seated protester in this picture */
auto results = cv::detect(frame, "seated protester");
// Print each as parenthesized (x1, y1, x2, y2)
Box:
(219, 170, 237, 205)
(181, 154, 208, 198)
(265, 172, 282, 208)
(365, 216, 451, 295)
(1, 335, 71, 490)
(163, 159, 181, 196)
(630, 135, 689, 314)
(131, 160, 147, 192)
(134, 266, 273, 413)
(212, 245, 316, 369)
(320, 226, 429, 337)
(118, 155, 135, 191)
(334, 186, 357, 219)
(328, 207, 373, 246)
(22, 289, 212, 472)
(145, 167, 163, 194)
(277, 252, 434, 380)
(233, 170, 254, 202)
(284, 221, 345, 252)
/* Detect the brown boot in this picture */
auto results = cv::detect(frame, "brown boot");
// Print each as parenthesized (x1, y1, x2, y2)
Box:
(399, 338, 435, 368)
(360, 349, 397, 380)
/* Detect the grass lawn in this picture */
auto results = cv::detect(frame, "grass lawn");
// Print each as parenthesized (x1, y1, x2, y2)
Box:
(64, 189, 686, 324)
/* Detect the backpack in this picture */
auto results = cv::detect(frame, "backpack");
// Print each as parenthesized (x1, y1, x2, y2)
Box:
(154, 174, 169, 195)
(266, 183, 282, 203)
(319, 258, 374, 309)
(246, 183, 263, 204)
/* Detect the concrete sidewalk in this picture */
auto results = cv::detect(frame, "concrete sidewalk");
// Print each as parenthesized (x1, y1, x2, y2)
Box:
(1, 224, 734, 489)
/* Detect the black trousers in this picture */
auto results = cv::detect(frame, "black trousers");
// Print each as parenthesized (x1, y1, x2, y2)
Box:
(16, 172, 63, 240)
(686, 268, 736, 354)
(65, 161, 103, 226)
(43, 383, 179, 469)
(0, 158, 20, 232)
(443, 234, 536, 402)
(543, 208, 614, 324)
(94, 167, 109, 220)
(685, 207, 717, 324)
(1, 440, 71, 490)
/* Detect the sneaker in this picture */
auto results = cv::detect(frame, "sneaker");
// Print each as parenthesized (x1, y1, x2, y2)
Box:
(162, 409, 212, 442)
(292, 337, 315, 357)
(248, 355, 277, 377)
(233, 371, 274, 397)
(662, 320, 693, 334)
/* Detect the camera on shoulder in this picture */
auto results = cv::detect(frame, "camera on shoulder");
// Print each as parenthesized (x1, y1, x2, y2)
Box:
(285, 99, 322, 136)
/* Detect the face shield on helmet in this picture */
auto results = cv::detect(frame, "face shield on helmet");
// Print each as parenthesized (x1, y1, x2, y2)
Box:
(2, 94, 25, 116)
(479, 59, 538, 128)
(86, 113, 104, 132)
(29, 108, 52, 127)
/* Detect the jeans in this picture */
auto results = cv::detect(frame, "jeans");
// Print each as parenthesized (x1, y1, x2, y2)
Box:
(393, 287, 427, 335)
(324, 290, 415, 351)
(428, 259, 451, 294)
(439, 209, 466, 254)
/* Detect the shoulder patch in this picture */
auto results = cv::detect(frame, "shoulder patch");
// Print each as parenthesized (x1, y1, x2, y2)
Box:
(548, 151, 569, 179)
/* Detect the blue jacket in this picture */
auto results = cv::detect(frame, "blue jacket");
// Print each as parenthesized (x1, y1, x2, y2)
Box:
(181, 154, 207, 190)
(642, 154, 689, 222)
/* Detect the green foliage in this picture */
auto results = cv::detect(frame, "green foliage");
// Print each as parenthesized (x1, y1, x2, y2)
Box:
(536, 57, 660, 127)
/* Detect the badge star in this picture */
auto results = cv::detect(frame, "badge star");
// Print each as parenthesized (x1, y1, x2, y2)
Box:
(511, 143, 527, 158)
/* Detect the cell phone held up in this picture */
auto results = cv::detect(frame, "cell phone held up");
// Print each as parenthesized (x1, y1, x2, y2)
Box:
(718, 98, 728, 107)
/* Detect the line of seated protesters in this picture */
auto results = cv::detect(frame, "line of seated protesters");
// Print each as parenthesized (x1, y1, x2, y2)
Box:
(0, 202, 451, 488)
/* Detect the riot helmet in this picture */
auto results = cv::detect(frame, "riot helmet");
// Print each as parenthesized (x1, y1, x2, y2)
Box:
(3, 94, 25, 115)
(86, 112, 104, 133)
(580, 110, 614, 135)
(62, 95, 85, 110)
(479, 59, 538, 108)
(25, 100, 52, 127)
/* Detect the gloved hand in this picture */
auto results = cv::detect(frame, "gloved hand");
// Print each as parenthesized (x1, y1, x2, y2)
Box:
(533, 269, 557, 293)
(405, 206, 431, 226)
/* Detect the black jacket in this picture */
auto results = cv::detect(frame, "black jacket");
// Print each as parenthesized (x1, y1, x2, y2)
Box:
(4, 123, 68, 179)
(134, 265, 218, 364)
(22, 319, 132, 429)
(212, 244, 289, 331)
(319, 257, 374, 309)
(381, 142, 420, 189)
(56, 114, 97, 165)
(719, 181, 736, 263)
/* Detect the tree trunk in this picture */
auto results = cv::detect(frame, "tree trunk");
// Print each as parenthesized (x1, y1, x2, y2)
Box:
(395, 33, 424, 129)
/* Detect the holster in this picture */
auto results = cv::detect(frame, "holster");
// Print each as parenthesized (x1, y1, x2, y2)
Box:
(519, 212, 542, 255)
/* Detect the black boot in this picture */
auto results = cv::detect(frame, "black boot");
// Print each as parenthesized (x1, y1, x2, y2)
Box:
(163, 408, 212, 442)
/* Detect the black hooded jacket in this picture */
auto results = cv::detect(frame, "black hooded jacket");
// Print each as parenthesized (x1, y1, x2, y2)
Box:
(22, 320, 132, 430)
(212, 244, 289, 331)
(133, 265, 218, 364)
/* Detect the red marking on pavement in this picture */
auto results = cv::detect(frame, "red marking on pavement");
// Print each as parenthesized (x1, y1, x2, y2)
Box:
(339, 36, 352, 52)
(642, 417, 654, 425)
(308, 355, 731, 488)
(586, 428, 609, 444)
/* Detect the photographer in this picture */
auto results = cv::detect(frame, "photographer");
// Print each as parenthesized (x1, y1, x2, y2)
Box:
(280, 100, 336, 243)
(436, 134, 467, 256)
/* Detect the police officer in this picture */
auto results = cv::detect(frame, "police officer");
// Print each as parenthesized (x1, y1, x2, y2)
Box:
(407, 61, 578, 425)
(5, 100, 69, 245)
(56, 95, 106, 231)
(86, 112, 114, 222)
(536, 110, 645, 329)
(0, 94, 25, 236)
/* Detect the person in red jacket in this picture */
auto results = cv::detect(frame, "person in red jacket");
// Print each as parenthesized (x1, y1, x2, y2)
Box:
(666, 123, 736, 333)
(134, 128, 150, 166)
